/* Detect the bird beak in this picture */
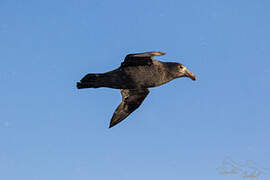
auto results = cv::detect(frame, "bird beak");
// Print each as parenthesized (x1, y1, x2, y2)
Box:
(184, 69, 196, 81)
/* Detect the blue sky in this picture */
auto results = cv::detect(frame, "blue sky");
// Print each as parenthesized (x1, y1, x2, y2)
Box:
(1, 0, 270, 180)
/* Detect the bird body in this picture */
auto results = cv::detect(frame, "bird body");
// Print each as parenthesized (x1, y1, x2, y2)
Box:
(78, 60, 179, 90)
(77, 51, 196, 128)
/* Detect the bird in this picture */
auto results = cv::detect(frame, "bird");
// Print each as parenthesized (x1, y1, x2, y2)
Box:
(77, 51, 196, 128)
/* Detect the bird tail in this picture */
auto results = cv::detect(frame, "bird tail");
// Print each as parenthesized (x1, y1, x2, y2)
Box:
(77, 82, 92, 89)
(77, 72, 133, 89)
(77, 73, 108, 89)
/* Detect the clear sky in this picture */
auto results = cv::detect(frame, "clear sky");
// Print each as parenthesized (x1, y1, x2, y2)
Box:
(1, 0, 270, 180)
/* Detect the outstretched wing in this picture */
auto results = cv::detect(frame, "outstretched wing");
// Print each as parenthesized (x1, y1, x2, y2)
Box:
(109, 89, 150, 128)
(121, 51, 166, 67)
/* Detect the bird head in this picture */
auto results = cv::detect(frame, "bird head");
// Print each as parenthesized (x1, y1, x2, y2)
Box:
(175, 63, 196, 80)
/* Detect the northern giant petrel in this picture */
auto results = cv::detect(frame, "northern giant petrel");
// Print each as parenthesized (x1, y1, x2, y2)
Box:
(77, 51, 196, 128)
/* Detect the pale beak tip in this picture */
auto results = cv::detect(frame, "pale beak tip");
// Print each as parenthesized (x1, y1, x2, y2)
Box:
(184, 69, 196, 81)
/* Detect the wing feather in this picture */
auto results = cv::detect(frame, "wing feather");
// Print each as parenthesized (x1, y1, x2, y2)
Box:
(109, 89, 149, 128)
(121, 51, 166, 67)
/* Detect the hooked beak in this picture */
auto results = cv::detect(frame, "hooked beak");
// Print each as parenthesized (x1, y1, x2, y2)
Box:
(184, 69, 196, 81)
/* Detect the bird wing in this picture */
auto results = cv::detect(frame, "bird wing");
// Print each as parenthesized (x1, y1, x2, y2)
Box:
(109, 89, 150, 128)
(121, 51, 166, 67)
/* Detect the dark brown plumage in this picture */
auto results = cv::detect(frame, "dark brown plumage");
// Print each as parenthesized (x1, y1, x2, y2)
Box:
(77, 51, 196, 128)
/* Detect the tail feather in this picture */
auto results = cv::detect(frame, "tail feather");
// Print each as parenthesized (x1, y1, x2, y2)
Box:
(77, 72, 126, 89)
(81, 73, 99, 83)
(77, 82, 88, 89)
(77, 73, 104, 89)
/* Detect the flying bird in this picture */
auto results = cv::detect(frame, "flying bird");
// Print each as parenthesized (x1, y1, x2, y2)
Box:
(77, 51, 196, 128)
